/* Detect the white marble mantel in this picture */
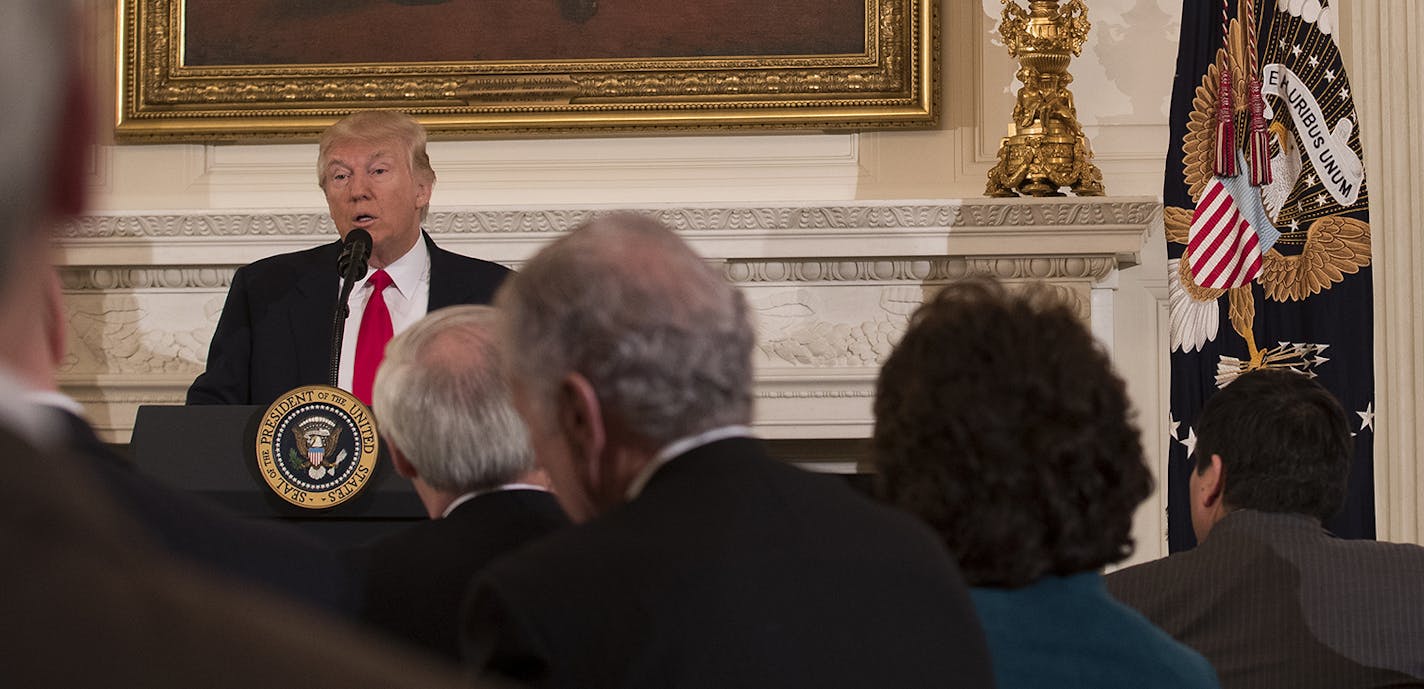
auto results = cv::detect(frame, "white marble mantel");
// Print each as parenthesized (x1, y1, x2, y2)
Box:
(54, 196, 1157, 443)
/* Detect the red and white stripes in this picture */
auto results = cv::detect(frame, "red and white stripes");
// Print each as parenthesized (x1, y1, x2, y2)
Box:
(1188, 177, 1263, 289)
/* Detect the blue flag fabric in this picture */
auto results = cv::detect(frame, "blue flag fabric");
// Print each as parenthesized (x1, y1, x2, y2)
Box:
(1165, 0, 1373, 551)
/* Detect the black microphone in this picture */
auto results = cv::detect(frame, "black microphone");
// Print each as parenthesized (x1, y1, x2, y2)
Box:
(330, 228, 373, 387)
(337, 228, 372, 281)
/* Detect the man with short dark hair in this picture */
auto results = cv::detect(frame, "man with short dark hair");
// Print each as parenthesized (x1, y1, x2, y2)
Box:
(461, 213, 994, 689)
(187, 110, 509, 407)
(354, 305, 567, 660)
(1108, 369, 1424, 687)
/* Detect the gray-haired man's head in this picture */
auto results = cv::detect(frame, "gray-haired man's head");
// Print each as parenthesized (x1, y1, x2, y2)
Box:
(495, 212, 755, 521)
(373, 305, 533, 496)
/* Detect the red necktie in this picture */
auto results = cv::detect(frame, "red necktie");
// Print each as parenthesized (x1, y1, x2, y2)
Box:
(352, 269, 393, 406)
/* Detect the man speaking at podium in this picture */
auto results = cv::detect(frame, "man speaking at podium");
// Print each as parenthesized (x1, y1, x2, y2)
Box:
(187, 110, 509, 407)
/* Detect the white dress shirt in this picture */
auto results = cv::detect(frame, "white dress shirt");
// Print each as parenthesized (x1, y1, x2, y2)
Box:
(336, 237, 431, 393)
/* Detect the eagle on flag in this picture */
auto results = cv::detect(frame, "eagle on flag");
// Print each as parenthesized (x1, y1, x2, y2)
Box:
(1164, 0, 1375, 548)
(1169, 0, 1369, 386)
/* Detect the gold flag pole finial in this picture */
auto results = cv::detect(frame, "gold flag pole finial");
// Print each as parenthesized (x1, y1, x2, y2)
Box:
(986, 0, 1105, 198)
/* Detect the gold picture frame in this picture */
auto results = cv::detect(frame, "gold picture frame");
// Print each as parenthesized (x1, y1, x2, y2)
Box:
(116, 0, 937, 143)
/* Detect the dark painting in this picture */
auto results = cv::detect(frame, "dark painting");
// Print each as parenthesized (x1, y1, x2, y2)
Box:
(184, 0, 867, 66)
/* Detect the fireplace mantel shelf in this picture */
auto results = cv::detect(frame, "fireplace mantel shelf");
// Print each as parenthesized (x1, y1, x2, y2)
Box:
(56, 197, 1159, 444)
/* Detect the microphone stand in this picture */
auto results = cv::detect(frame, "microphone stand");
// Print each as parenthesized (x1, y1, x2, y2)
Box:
(328, 271, 360, 388)
(330, 229, 372, 388)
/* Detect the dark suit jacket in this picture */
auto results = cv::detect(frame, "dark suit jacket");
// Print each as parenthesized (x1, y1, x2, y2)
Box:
(0, 424, 480, 689)
(1107, 510, 1424, 688)
(51, 408, 358, 614)
(187, 232, 510, 406)
(353, 489, 569, 660)
(461, 437, 995, 689)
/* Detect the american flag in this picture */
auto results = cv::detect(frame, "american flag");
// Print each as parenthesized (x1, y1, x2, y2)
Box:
(1187, 177, 1263, 289)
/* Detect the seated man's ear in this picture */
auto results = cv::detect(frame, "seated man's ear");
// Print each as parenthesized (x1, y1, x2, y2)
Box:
(557, 372, 606, 476)
(1198, 454, 1225, 508)
(389, 444, 418, 480)
(1190, 453, 1229, 542)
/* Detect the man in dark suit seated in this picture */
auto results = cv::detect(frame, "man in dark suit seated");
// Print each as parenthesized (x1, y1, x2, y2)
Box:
(186, 109, 510, 407)
(1108, 369, 1424, 687)
(460, 213, 994, 689)
(352, 305, 568, 660)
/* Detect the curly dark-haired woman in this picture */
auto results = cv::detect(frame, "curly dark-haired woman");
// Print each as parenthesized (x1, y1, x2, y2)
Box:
(873, 279, 1219, 689)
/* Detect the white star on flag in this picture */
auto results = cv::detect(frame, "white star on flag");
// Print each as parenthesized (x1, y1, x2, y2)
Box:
(1309, 55, 1321, 68)
(1169, 415, 1181, 441)
(1179, 427, 1198, 458)
(1339, 87, 1351, 101)
(1292, 44, 1303, 56)
(1358, 403, 1375, 432)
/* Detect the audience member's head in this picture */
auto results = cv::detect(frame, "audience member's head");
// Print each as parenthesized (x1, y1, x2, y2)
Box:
(0, 2, 85, 259)
(873, 278, 1151, 587)
(0, 0, 87, 390)
(374, 305, 534, 518)
(0, 8, 479, 688)
(495, 212, 754, 521)
(316, 110, 435, 268)
(1189, 368, 1351, 540)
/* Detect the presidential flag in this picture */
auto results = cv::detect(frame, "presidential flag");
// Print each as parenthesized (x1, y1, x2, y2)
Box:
(1165, 0, 1373, 550)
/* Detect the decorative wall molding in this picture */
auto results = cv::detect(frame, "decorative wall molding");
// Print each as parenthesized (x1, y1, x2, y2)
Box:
(59, 200, 1159, 241)
(725, 256, 1116, 283)
(59, 267, 234, 291)
(57, 256, 1119, 292)
(55, 198, 1154, 443)
(59, 213, 338, 240)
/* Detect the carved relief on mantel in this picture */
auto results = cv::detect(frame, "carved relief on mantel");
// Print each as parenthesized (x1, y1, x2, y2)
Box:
(55, 198, 1156, 442)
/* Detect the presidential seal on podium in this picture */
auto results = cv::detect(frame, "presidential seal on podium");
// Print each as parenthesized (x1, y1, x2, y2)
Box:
(254, 385, 379, 509)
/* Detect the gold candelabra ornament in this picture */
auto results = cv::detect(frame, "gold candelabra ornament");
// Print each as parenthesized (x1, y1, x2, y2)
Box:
(986, 0, 1104, 198)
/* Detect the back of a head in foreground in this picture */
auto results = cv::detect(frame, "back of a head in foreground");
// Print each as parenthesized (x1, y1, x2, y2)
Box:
(0, 9, 480, 686)
(1194, 368, 1352, 522)
(0, 0, 83, 276)
(373, 305, 533, 493)
(873, 278, 1152, 587)
(496, 213, 755, 446)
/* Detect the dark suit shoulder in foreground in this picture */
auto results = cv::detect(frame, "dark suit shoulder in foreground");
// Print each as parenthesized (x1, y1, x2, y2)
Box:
(51, 408, 357, 614)
(0, 426, 475, 689)
(463, 437, 994, 689)
(1107, 510, 1424, 688)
